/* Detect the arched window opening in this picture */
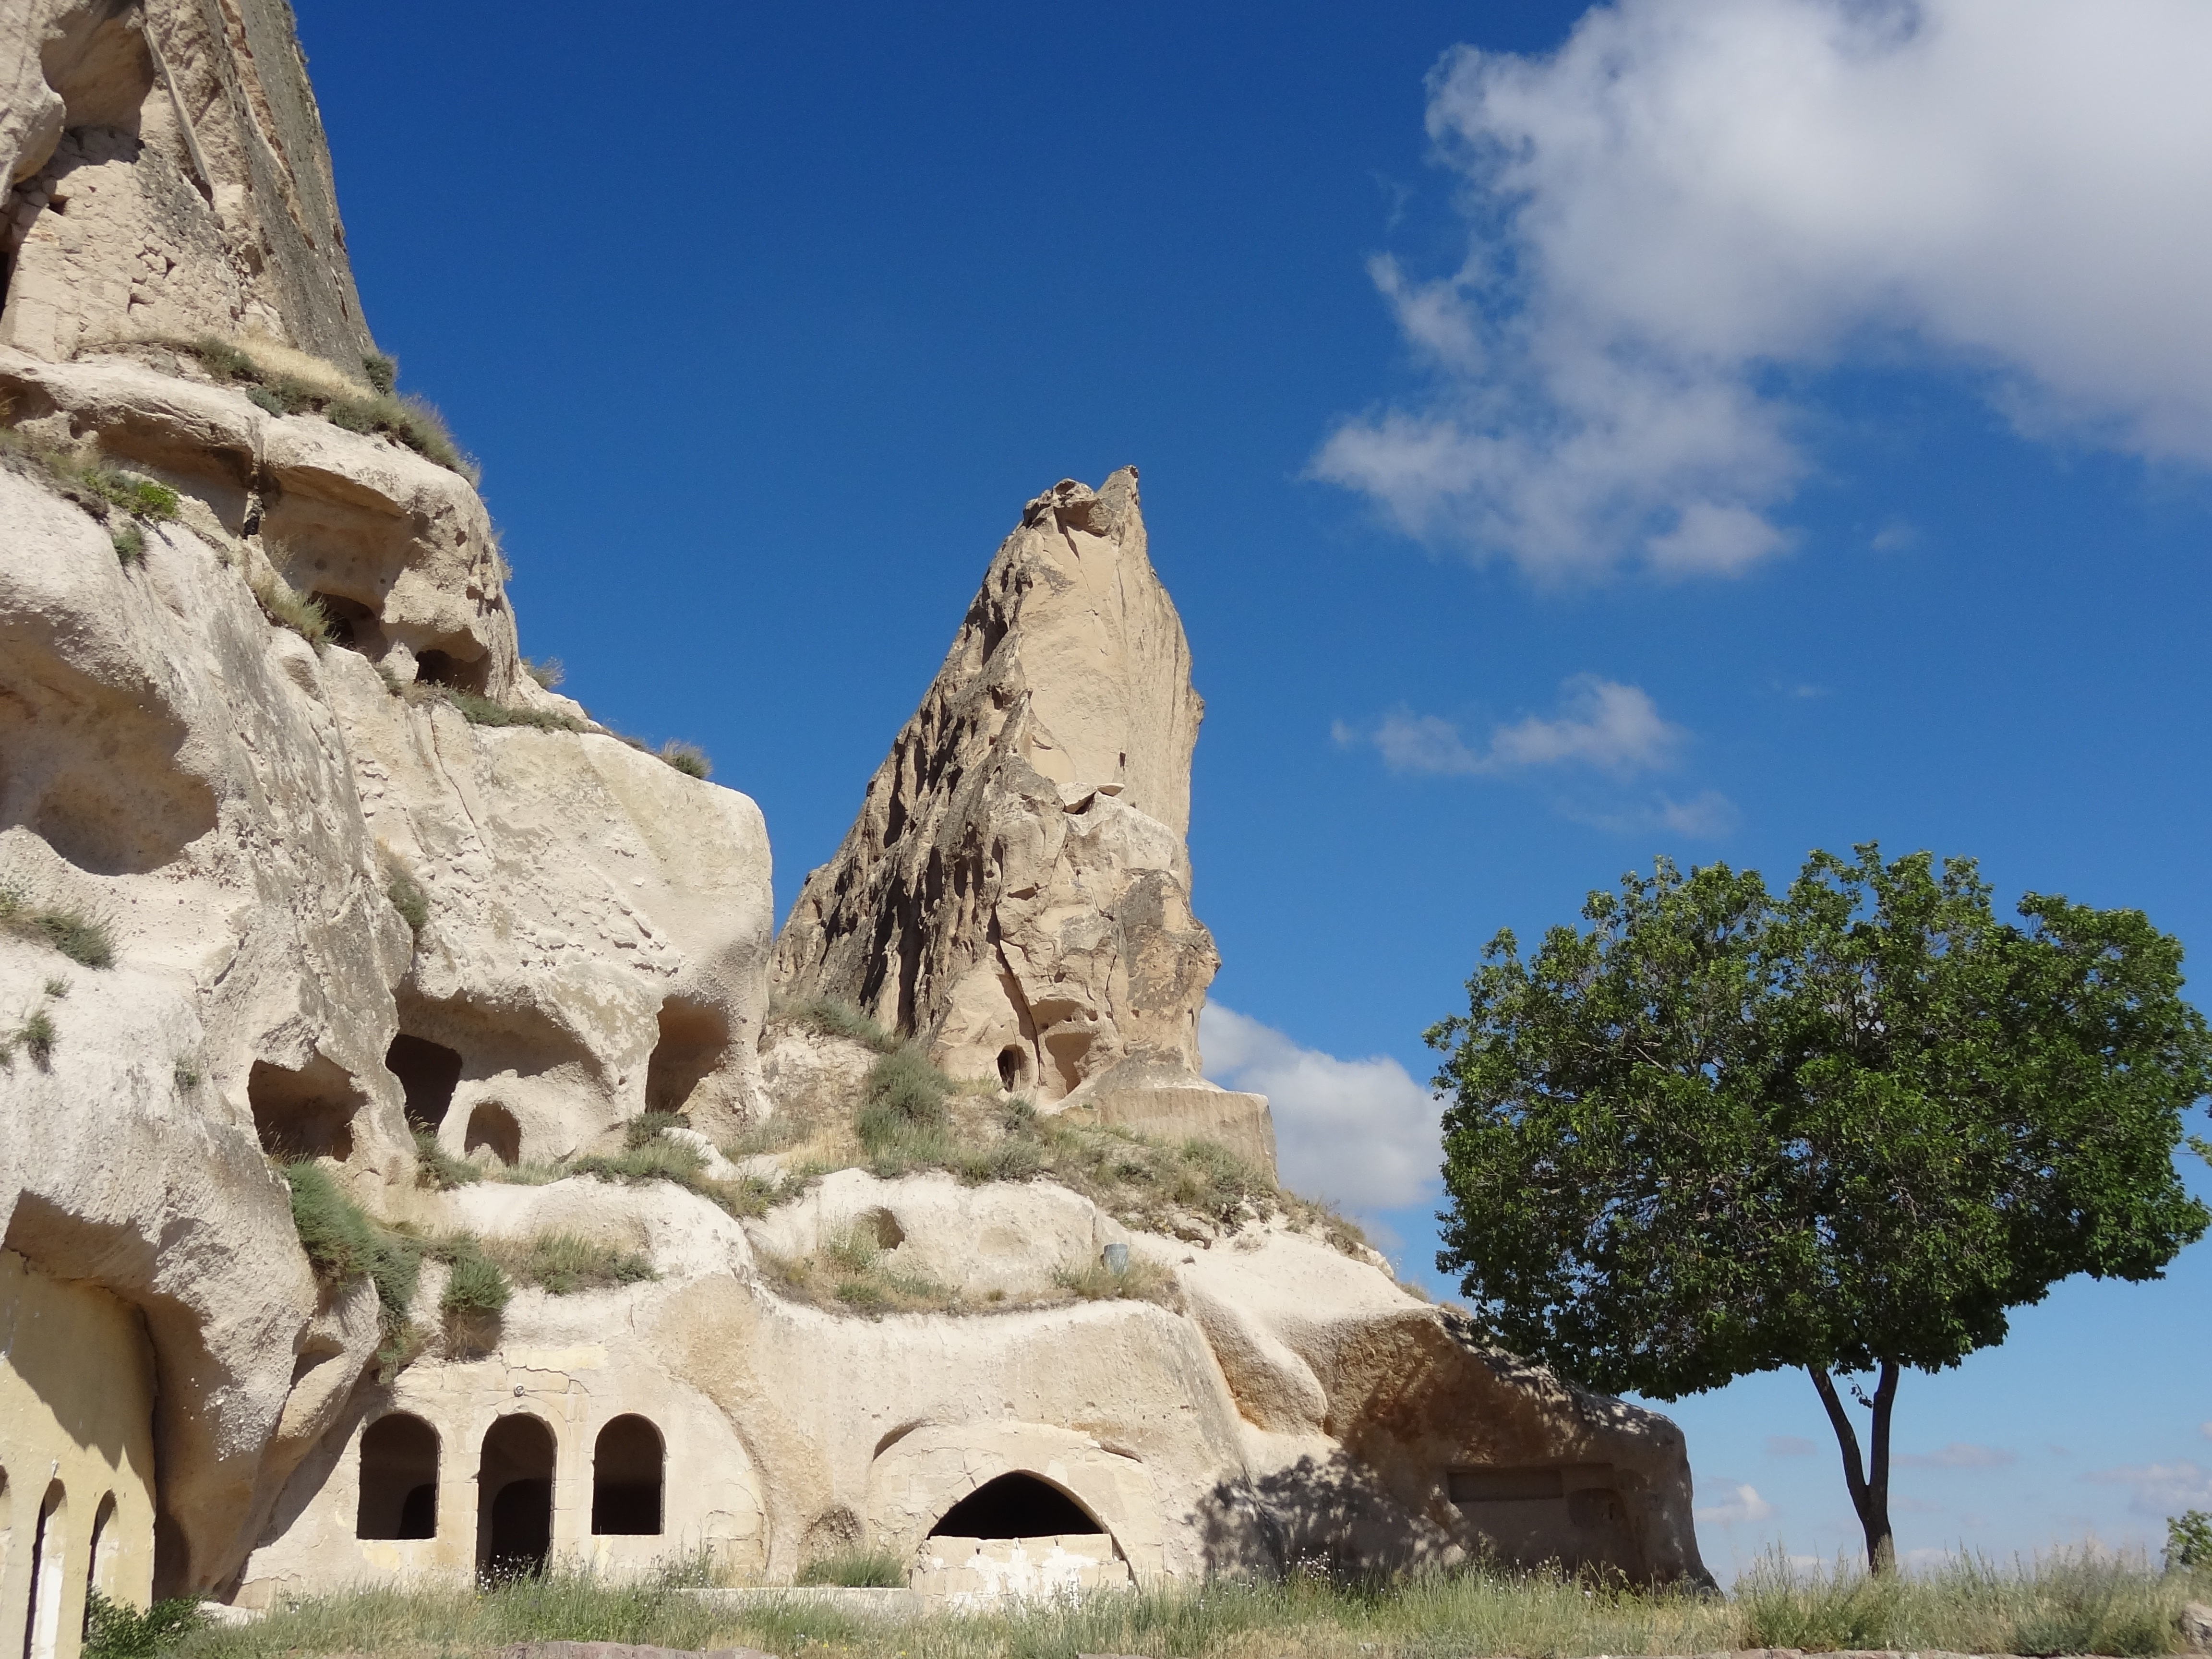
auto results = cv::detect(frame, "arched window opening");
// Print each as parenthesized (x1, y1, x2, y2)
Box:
(927, 1472, 1104, 1541)
(84, 1491, 117, 1594)
(22, 1481, 66, 1659)
(590, 1416, 664, 1536)
(386, 1035, 463, 1133)
(248, 1056, 361, 1161)
(997, 1045, 1030, 1091)
(645, 998, 728, 1115)
(464, 1102, 521, 1166)
(476, 1415, 555, 1579)
(357, 1413, 440, 1540)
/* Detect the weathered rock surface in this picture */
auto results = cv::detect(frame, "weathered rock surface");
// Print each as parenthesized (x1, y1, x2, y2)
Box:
(772, 469, 1272, 1167)
(2, 0, 373, 367)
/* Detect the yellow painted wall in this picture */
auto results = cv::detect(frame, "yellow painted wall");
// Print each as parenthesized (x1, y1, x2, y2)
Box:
(0, 1248, 159, 1659)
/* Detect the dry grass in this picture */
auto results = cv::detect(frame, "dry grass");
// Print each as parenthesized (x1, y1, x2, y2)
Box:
(166, 1551, 2212, 1659)
(251, 572, 332, 649)
(0, 418, 181, 527)
(0, 882, 116, 968)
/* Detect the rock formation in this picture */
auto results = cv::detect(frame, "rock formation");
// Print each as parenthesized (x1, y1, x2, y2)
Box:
(0, 0, 1710, 1643)
(773, 471, 1273, 1172)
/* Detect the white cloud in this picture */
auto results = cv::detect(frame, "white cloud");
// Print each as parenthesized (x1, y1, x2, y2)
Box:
(1201, 1004, 1443, 1211)
(1563, 788, 1739, 841)
(1317, 0, 2212, 578)
(1696, 1482, 1778, 1525)
(1357, 675, 1683, 777)
(2084, 1460, 2212, 1517)
(1895, 1442, 2018, 1469)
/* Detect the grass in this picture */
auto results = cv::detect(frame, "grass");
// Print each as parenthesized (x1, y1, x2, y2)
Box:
(0, 882, 116, 967)
(384, 859, 430, 938)
(113, 522, 146, 565)
(412, 1129, 483, 1190)
(8, 1006, 57, 1069)
(480, 1230, 658, 1296)
(659, 739, 711, 779)
(179, 334, 478, 482)
(162, 1551, 2212, 1659)
(1051, 1251, 1179, 1306)
(521, 655, 565, 689)
(0, 419, 181, 529)
(424, 684, 585, 733)
(569, 1121, 785, 1220)
(775, 993, 903, 1054)
(795, 1547, 909, 1588)
(281, 1161, 425, 1375)
(83, 1588, 206, 1659)
(251, 573, 331, 649)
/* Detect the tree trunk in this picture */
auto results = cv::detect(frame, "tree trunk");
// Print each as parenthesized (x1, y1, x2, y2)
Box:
(1809, 1360, 1899, 1573)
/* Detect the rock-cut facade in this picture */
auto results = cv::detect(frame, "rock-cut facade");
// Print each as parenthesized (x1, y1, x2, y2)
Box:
(0, 2, 1710, 1650)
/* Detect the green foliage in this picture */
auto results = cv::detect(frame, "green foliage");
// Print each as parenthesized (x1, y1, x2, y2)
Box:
(384, 861, 429, 938)
(658, 739, 711, 779)
(411, 1128, 481, 1190)
(1, 882, 117, 967)
(83, 1588, 207, 1659)
(362, 352, 398, 396)
(486, 1230, 657, 1296)
(2166, 1509, 2212, 1573)
(794, 1546, 908, 1587)
(174, 1059, 201, 1092)
(0, 422, 180, 529)
(570, 1130, 782, 1221)
(1430, 844, 2212, 1568)
(14, 1006, 56, 1068)
(625, 1110, 690, 1149)
(856, 1047, 952, 1161)
(433, 685, 584, 733)
(777, 993, 902, 1053)
(280, 1164, 425, 1375)
(153, 1546, 2210, 1659)
(113, 522, 146, 565)
(439, 1249, 511, 1320)
(250, 575, 331, 649)
(184, 336, 477, 481)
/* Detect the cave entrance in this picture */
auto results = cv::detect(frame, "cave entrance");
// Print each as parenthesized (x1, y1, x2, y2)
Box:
(414, 648, 488, 695)
(464, 1103, 521, 1166)
(357, 1412, 440, 1540)
(590, 1415, 664, 1536)
(476, 1415, 555, 1579)
(997, 1045, 1031, 1091)
(308, 591, 377, 651)
(645, 998, 728, 1115)
(927, 1473, 1104, 1541)
(386, 1034, 463, 1133)
(248, 1057, 361, 1161)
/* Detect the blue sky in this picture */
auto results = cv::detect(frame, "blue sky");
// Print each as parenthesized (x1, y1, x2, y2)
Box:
(299, 0, 2212, 1577)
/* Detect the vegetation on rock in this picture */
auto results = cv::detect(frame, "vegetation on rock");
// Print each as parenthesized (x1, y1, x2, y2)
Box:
(251, 574, 332, 649)
(1430, 844, 2212, 1573)
(181, 334, 478, 482)
(0, 882, 115, 967)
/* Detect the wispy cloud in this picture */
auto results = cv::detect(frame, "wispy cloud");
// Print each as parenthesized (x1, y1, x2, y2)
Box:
(1201, 1004, 1443, 1212)
(1346, 675, 1684, 778)
(1696, 1483, 1778, 1525)
(1766, 1435, 1817, 1458)
(2083, 1460, 2212, 1517)
(1316, 0, 2212, 578)
(1895, 1443, 2019, 1470)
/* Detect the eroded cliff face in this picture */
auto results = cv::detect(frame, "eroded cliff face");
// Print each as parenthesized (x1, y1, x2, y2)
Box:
(2, 0, 372, 366)
(0, 0, 1710, 1613)
(771, 472, 1273, 1168)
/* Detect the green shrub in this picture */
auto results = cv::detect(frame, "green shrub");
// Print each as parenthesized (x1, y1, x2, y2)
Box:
(282, 1161, 379, 1282)
(113, 523, 146, 565)
(15, 1007, 56, 1068)
(174, 1059, 201, 1092)
(180, 336, 478, 482)
(625, 1110, 690, 1150)
(0, 885, 115, 968)
(251, 575, 331, 649)
(794, 1547, 908, 1588)
(383, 860, 430, 938)
(412, 1129, 481, 1190)
(658, 740, 710, 779)
(440, 1249, 511, 1321)
(2168, 1509, 2212, 1573)
(362, 352, 398, 396)
(488, 1231, 657, 1296)
(776, 994, 901, 1054)
(83, 1588, 207, 1659)
(435, 686, 584, 733)
(860, 1048, 950, 1135)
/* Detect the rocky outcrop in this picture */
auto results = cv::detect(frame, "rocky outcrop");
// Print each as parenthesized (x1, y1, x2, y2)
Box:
(773, 470, 1272, 1168)
(3, 0, 373, 367)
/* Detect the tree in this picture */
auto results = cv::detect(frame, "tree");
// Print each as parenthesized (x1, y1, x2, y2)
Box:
(1431, 845, 2212, 1572)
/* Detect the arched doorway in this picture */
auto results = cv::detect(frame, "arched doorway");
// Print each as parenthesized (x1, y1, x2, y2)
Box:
(476, 1415, 555, 1579)
(83, 1492, 117, 1613)
(590, 1416, 664, 1536)
(21, 1481, 65, 1659)
(357, 1413, 441, 1540)
(927, 1472, 1105, 1540)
